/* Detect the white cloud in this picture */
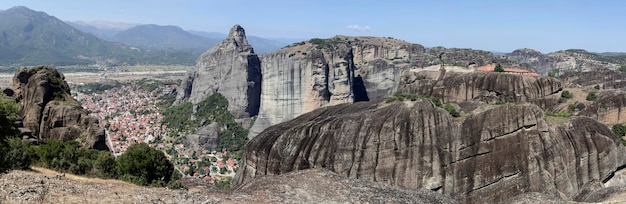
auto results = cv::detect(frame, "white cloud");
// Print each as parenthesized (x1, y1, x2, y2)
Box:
(346, 25, 371, 32)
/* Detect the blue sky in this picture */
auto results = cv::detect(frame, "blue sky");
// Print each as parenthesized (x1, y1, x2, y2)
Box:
(1, 0, 624, 53)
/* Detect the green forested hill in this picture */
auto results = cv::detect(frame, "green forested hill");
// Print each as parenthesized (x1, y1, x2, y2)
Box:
(0, 6, 196, 66)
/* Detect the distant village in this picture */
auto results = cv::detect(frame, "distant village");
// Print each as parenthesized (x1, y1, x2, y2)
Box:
(74, 83, 237, 183)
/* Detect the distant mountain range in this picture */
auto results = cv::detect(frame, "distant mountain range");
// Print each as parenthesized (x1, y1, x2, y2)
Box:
(68, 21, 298, 54)
(65, 21, 137, 40)
(110, 24, 221, 52)
(0, 6, 197, 67)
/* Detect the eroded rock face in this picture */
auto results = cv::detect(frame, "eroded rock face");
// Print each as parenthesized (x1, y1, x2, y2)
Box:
(235, 100, 626, 203)
(399, 71, 562, 108)
(249, 42, 357, 138)
(176, 25, 261, 119)
(249, 36, 529, 138)
(506, 48, 620, 75)
(183, 122, 220, 151)
(12, 66, 107, 150)
(560, 68, 626, 89)
(580, 90, 626, 125)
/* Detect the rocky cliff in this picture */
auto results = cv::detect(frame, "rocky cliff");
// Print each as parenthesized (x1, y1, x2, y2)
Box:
(506, 48, 620, 75)
(12, 66, 107, 150)
(249, 36, 530, 138)
(175, 25, 261, 119)
(235, 99, 626, 203)
(580, 90, 626, 125)
(399, 71, 562, 107)
(559, 68, 626, 89)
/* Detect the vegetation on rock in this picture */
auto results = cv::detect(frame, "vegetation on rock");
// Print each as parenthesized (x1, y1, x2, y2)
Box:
(612, 124, 626, 146)
(559, 90, 573, 103)
(544, 110, 571, 118)
(162, 93, 248, 158)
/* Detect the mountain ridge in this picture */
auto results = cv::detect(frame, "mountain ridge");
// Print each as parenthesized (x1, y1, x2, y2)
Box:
(0, 6, 197, 66)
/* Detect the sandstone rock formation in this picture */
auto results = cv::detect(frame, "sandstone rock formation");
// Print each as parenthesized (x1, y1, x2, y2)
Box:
(175, 24, 261, 119)
(559, 68, 626, 89)
(12, 66, 107, 150)
(183, 122, 220, 151)
(249, 36, 531, 138)
(580, 90, 626, 125)
(506, 48, 620, 75)
(235, 99, 626, 203)
(399, 71, 562, 107)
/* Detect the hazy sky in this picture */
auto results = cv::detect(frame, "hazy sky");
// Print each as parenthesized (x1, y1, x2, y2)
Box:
(1, 0, 624, 53)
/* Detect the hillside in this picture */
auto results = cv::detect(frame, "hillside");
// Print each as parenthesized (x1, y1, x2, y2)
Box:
(0, 6, 196, 66)
(65, 21, 136, 41)
(111, 24, 221, 52)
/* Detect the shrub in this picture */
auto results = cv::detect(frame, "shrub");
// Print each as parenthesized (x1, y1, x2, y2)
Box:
(94, 151, 117, 178)
(116, 143, 174, 187)
(612, 124, 626, 146)
(544, 110, 571, 118)
(444, 104, 460, 117)
(430, 98, 442, 107)
(214, 177, 233, 190)
(4, 138, 33, 170)
(0, 99, 20, 173)
(568, 101, 578, 112)
(561, 91, 573, 99)
(586, 92, 597, 101)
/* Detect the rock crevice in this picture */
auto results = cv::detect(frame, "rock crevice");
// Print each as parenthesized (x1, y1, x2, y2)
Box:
(235, 101, 626, 203)
(12, 66, 107, 150)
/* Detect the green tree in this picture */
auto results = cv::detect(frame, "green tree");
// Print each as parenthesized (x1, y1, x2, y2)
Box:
(4, 138, 33, 170)
(0, 99, 19, 173)
(116, 143, 174, 186)
(494, 64, 505, 72)
(94, 151, 117, 178)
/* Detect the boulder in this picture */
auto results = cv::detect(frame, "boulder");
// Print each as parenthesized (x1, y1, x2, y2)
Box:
(12, 66, 107, 150)
(235, 99, 626, 203)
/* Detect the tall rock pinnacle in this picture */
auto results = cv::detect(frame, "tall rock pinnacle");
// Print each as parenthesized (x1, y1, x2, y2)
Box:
(175, 24, 261, 118)
(227, 24, 253, 52)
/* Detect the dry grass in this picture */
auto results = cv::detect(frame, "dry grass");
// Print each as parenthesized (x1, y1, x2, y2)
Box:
(0, 167, 219, 203)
